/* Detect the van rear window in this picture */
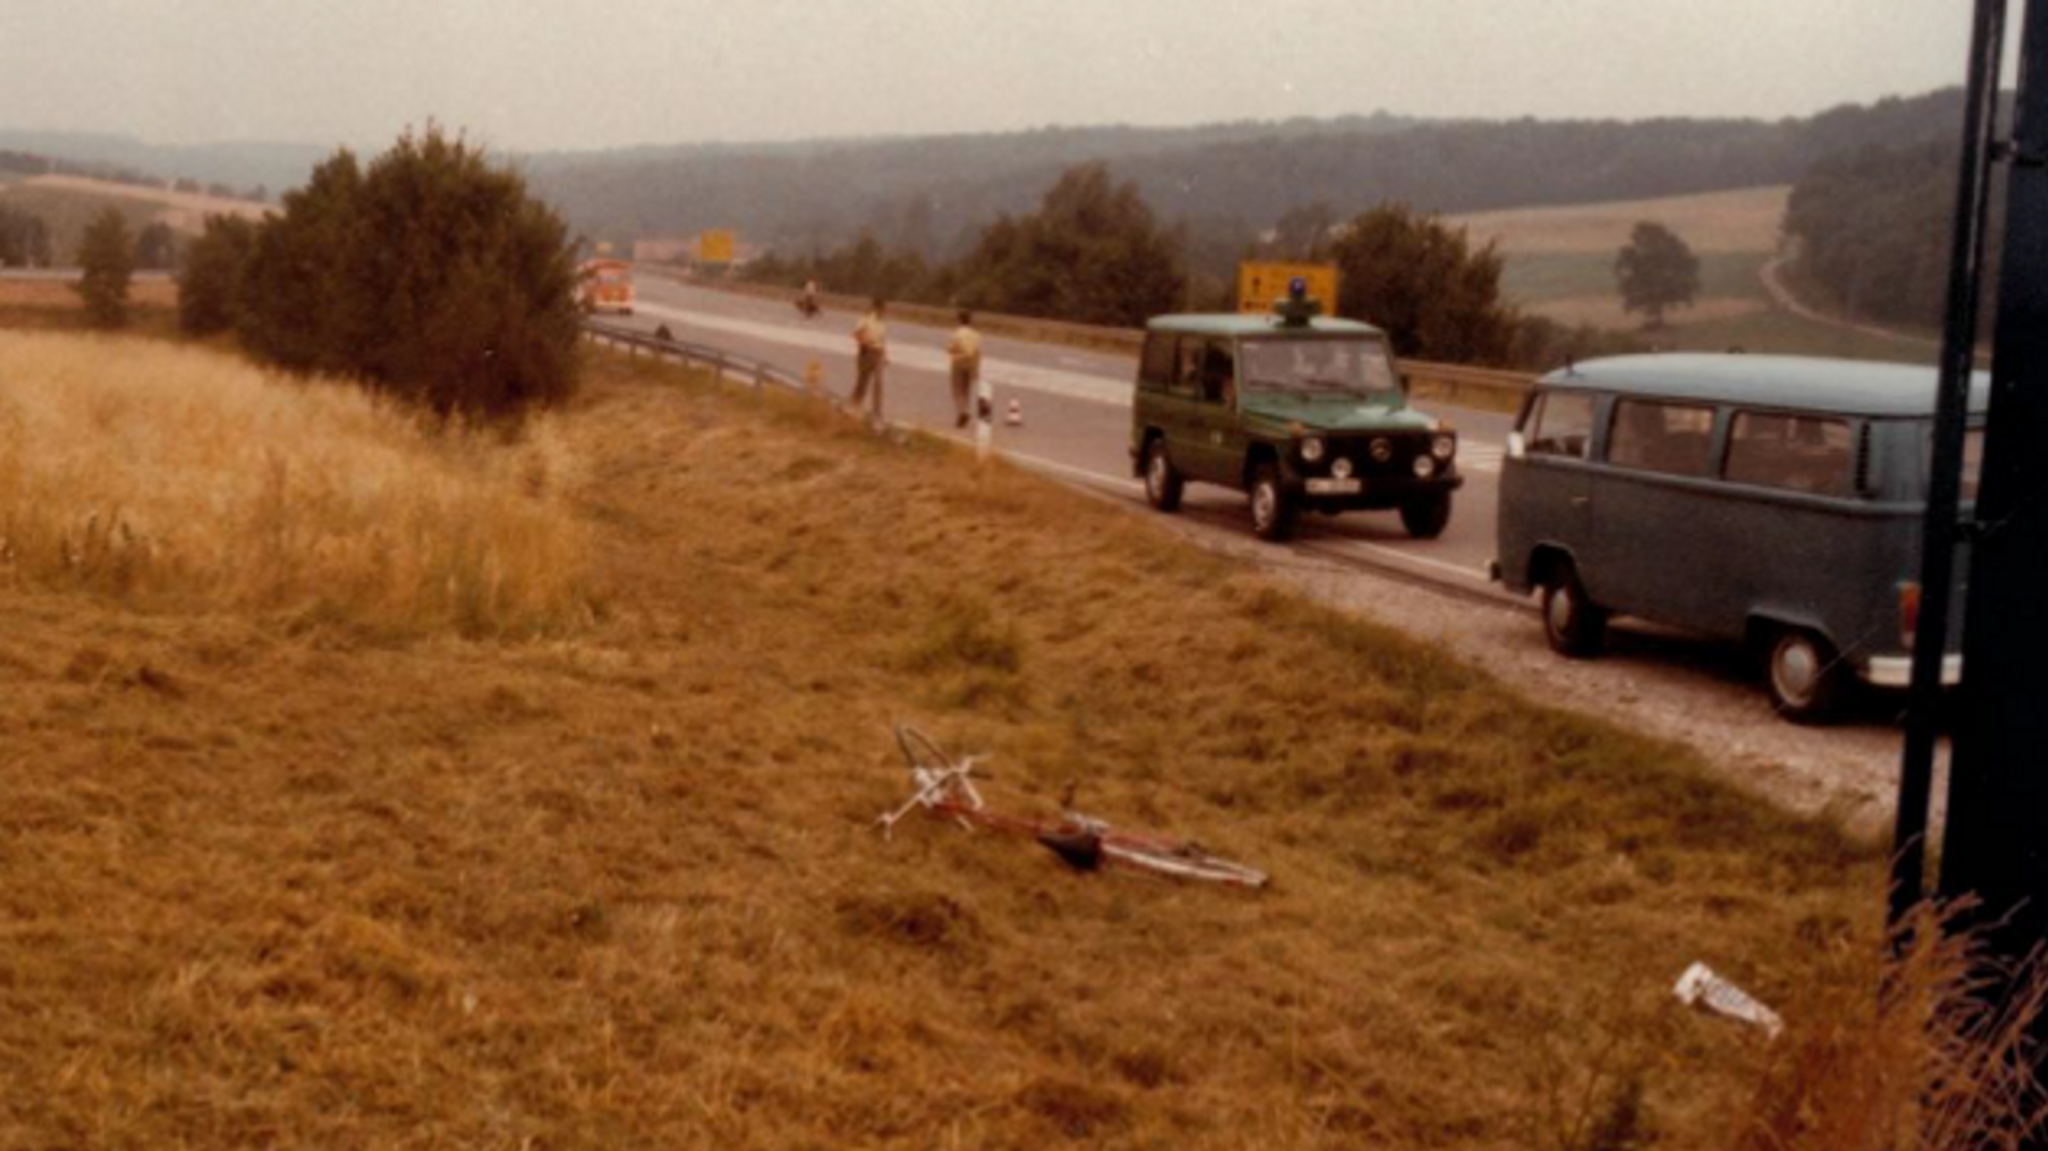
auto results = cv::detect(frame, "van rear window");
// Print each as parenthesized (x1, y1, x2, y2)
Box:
(1608, 400, 1715, 477)
(1725, 412, 1854, 496)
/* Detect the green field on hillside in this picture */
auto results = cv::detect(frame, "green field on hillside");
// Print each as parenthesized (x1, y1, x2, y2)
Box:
(0, 184, 166, 263)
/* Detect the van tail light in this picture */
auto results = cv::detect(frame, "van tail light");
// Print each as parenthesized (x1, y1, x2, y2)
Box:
(1899, 581, 1922, 653)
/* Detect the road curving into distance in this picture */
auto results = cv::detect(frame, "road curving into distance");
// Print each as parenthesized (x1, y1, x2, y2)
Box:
(626, 276, 1522, 600)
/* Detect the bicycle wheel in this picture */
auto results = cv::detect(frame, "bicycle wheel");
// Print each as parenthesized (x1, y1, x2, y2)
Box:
(1102, 839, 1269, 889)
(895, 724, 955, 774)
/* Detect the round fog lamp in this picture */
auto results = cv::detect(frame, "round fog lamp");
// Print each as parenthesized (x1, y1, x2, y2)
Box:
(1300, 436, 1326, 463)
(1331, 457, 1354, 480)
(1412, 455, 1436, 478)
(1432, 435, 1456, 461)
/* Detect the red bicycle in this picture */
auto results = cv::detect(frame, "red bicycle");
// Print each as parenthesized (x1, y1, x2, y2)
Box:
(875, 724, 1269, 889)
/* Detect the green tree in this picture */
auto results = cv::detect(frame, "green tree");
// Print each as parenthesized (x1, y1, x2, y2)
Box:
(135, 221, 179, 271)
(177, 214, 258, 335)
(1614, 221, 1701, 329)
(74, 208, 135, 328)
(348, 127, 583, 416)
(235, 127, 583, 419)
(1329, 203, 1516, 365)
(952, 163, 1185, 327)
(239, 151, 370, 374)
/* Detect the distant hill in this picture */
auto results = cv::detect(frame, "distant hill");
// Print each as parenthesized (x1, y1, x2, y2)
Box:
(0, 131, 329, 198)
(520, 89, 1969, 256)
(0, 88, 1969, 257)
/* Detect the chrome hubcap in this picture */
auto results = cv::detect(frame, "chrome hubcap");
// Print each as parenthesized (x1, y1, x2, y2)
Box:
(1547, 586, 1574, 636)
(1252, 483, 1276, 529)
(1774, 638, 1819, 703)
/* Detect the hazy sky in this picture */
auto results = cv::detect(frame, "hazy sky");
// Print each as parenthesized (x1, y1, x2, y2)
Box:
(0, 1, 2004, 152)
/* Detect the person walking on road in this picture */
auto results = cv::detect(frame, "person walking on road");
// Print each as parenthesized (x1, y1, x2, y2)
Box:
(851, 298, 888, 422)
(947, 309, 982, 429)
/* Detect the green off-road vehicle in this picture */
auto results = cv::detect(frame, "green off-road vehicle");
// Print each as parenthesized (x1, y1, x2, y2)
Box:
(1129, 289, 1461, 541)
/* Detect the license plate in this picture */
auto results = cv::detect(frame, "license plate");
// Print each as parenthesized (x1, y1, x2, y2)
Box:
(1306, 478, 1362, 495)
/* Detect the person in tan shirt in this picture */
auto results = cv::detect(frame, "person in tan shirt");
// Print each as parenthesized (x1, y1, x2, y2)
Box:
(947, 310, 982, 429)
(851, 298, 887, 420)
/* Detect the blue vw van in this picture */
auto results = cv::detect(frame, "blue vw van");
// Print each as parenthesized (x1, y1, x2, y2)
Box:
(1493, 354, 1982, 722)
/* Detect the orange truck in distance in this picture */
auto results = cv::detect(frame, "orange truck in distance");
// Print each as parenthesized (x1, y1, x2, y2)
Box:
(578, 258, 634, 315)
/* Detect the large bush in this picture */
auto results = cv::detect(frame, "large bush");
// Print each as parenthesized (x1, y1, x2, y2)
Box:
(222, 128, 582, 419)
(177, 215, 259, 336)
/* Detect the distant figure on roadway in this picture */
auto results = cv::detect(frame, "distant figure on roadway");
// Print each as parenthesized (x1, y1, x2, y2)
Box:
(948, 309, 982, 429)
(799, 278, 821, 319)
(851, 298, 888, 422)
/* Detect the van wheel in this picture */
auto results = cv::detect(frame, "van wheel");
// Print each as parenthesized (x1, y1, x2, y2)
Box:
(1399, 492, 1452, 539)
(1249, 465, 1297, 541)
(1765, 628, 1845, 723)
(1143, 438, 1183, 512)
(1540, 562, 1607, 658)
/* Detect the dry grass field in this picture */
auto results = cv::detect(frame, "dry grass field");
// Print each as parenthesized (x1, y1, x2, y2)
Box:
(0, 331, 1904, 1148)
(1450, 187, 1791, 258)
(1448, 186, 1790, 338)
(0, 332, 589, 637)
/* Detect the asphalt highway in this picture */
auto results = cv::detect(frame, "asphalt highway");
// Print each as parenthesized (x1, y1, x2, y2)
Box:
(625, 277, 1523, 600)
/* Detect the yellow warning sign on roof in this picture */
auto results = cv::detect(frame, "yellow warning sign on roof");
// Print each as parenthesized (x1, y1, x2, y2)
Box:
(1237, 261, 1338, 314)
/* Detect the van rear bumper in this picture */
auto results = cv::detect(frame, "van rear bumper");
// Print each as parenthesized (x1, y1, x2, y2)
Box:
(1863, 654, 1962, 688)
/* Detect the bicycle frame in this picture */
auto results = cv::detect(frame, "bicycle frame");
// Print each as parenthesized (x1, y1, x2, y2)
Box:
(877, 729, 1269, 889)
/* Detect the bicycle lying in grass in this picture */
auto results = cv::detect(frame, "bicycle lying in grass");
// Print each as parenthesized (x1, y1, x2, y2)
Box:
(875, 724, 1269, 889)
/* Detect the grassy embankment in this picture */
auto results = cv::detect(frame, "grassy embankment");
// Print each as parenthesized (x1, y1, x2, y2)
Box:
(0, 322, 1893, 1148)
(1451, 186, 1931, 364)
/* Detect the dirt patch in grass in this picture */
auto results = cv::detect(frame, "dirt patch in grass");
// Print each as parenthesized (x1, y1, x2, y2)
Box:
(0, 345, 1884, 1148)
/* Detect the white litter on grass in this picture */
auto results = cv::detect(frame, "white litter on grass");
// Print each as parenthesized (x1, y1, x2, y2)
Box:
(1674, 962, 1785, 1039)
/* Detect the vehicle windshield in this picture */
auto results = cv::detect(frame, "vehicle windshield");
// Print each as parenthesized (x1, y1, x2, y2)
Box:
(1240, 338, 1399, 401)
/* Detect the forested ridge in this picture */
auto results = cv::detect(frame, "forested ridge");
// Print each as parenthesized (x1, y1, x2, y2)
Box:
(523, 88, 1967, 256)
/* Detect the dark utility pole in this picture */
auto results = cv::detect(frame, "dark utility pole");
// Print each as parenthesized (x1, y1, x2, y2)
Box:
(1938, 0, 2048, 985)
(1891, 0, 2010, 927)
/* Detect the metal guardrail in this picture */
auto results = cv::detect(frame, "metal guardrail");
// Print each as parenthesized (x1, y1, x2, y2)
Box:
(581, 319, 809, 393)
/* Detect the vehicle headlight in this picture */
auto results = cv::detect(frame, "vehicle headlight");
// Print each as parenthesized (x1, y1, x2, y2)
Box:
(1331, 457, 1353, 479)
(1432, 434, 1456, 461)
(1300, 436, 1325, 463)
(1412, 455, 1436, 478)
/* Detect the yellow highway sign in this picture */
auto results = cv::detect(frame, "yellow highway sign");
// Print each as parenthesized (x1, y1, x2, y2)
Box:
(1237, 261, 1338, 314)
(700, 228, 737, 265)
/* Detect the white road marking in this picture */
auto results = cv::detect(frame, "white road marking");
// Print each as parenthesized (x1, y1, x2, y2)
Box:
(988, 442, 1496, 586)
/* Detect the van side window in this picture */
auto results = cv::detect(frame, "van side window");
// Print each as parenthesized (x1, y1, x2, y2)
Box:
(1139, 334, 1177, 389)
(1726, 412, 1854, 496)
(1527, 391, 1595, 458)
(1608, 399, 1716, 477)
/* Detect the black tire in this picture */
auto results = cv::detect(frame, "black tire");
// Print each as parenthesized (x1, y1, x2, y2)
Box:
(1143, 437, 1184, 512)
(1540, 561, 1607, 658)
(895, 724, 954, 773)
(1399, 491, 1453, 539)
(1764, 628, 1845, 723)
(1248, 464, 1297, 541)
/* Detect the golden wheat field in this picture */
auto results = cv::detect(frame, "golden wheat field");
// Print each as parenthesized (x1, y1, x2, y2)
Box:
(0, 333, 1920, 1148)
(0, 331, 590, 636)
